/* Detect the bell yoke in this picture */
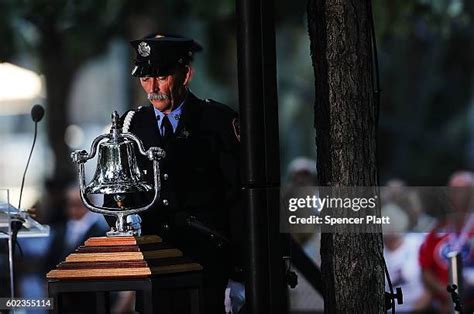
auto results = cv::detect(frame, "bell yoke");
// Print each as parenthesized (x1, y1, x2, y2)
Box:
(71, 111, 165, 237)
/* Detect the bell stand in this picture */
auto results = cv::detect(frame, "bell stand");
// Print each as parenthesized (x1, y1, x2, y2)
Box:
(71, 111, 165, 237)
(49, 111, 203, 312)
(75, 147, 162, 237)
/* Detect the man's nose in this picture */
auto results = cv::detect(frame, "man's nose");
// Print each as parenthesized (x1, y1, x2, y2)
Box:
(150, 78, 159, 92)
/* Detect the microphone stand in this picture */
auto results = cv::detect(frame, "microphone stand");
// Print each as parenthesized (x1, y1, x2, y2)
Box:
(5, 190, 15, 298)
(8, 227, 14, 298)
(9, 104, 44, 298)
(18, 122, 38, 211)
(447, 252, 464, 314)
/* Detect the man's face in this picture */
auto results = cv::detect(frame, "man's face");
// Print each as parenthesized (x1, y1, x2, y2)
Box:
(139, 69, 188, 114)
(448, 173, 474, 213)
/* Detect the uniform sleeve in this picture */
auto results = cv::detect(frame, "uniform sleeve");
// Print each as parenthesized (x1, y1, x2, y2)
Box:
(218, 114, 240, 200)
(217, 113, 244, 280)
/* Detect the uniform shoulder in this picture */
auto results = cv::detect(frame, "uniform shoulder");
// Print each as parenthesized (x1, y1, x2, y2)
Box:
(120, 105, 152, 119)
(200, 98, 238, 121)
(195, 98, 240, 146)
(120, 105, 153, 132)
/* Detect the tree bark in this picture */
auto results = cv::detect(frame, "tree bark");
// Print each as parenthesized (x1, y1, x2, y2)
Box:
(307, 0, 385, 313)
(39, 27, 75, 185)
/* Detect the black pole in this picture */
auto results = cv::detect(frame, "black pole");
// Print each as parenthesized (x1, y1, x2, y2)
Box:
(236, 0, 287, 313)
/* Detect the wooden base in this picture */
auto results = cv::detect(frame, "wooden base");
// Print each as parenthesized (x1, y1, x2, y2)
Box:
(47, 235, 202, 280)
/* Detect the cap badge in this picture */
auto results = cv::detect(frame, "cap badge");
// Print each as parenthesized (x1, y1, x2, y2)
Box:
(138, 42, 151, 57)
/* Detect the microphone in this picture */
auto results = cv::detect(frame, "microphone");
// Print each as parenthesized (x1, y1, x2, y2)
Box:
(175, 212, 230, 248)
(18, 104, 44, 210)
(31, 104, 45, 122)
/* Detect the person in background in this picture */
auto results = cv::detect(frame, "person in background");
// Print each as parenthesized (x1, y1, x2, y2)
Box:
(419, 171, 474, 313)
(382, 179, 431, 312)
(287, 157, 318, 186)
(284, 157, 324, 312)
(45, 184, 108, 271)
(14, 185, 108, 313)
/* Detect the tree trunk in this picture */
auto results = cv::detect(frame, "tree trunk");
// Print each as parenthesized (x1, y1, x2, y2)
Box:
(307, 0, 385, 313)
(40, 28, 75, 185)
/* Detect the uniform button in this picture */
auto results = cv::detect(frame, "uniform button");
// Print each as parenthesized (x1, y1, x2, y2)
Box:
(163, 173, 169, 180)
(163, 199, 169, 206)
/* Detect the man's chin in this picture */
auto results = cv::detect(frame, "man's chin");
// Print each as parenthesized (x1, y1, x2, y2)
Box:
(151, 101, 171, 113)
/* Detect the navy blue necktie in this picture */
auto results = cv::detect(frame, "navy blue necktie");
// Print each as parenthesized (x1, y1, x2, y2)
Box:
(161, 115, 173, 144)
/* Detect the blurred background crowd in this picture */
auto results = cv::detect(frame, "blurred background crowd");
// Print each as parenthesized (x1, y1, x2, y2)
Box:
(287, 163, 474, 313)
(0, 0, 473, 313)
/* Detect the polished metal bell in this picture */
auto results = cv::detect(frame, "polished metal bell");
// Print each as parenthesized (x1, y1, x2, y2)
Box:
(85, 139, 152, 194)
(71, 111, 165, 237)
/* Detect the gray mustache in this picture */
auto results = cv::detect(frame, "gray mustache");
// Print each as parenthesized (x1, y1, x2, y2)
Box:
(147, 93, 169, 101)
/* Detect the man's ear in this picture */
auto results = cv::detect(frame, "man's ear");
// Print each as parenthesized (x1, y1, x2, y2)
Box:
(183, 65, 193, 86)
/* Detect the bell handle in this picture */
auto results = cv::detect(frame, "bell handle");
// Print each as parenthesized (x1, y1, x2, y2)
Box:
(71, 134, 111, 164)
(122, 133, 166, 160)
(77, 158, 161, 217)
(85, 134, 111, 161)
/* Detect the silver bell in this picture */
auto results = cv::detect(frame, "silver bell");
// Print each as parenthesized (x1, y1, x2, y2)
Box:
(71, 111, 165, 237)
(86, 139, 152, 194)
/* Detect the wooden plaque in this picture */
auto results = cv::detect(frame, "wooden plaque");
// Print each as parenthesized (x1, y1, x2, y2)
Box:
(47, 235, 202, 280)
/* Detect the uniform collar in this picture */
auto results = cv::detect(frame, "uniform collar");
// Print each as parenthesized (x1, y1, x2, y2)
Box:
(174, 91, 202, 137)
(153, 94, 186, 133)
(145, 91, 202, 142)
